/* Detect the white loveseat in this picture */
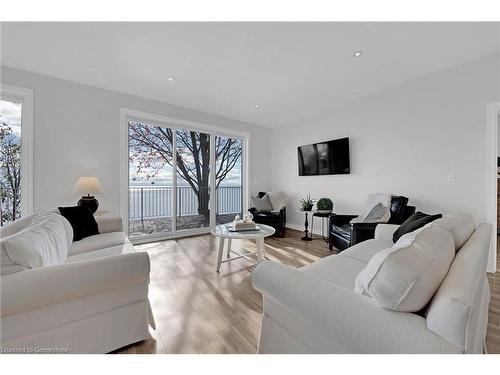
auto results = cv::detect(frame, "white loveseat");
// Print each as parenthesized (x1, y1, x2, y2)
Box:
(252, 212, 492, 354)
(0, 213, 153, 353)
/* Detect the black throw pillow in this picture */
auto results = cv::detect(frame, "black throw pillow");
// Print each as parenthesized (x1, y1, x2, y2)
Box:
(58, 206, 99, 241)
(392, 211, 442, 243)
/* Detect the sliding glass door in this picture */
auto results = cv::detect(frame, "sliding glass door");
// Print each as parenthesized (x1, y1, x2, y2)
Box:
(128, 121, 174, 238)
(127, 116, 246, 241)
(175, 129, 211, 231)
(215, 136, 243, 224)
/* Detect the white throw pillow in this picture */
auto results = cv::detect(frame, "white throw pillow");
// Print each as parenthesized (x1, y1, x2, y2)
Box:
(351, 193, 391, 224)
(431, 212, 475, 251)
(266, 191, 286, 211)
(354, 225, 455, 312)
(251, 194, 274, 212)
(3, 212, 73, 268)
(363, 202, 387, 223)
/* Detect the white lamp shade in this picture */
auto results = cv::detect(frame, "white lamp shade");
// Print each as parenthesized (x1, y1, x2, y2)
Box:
(71, 177, 104, 196)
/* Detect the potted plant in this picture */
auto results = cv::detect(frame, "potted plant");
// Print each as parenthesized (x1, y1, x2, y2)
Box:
(316, 197, 334, 214)
(300, 193, 315, 211)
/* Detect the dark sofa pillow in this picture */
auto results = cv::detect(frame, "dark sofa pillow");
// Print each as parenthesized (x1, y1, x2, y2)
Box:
(392, 211, 442, 243)
(58, 206, 99, 241)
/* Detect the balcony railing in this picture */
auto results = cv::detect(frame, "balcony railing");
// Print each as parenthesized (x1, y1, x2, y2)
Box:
(128, 185, 242, 221)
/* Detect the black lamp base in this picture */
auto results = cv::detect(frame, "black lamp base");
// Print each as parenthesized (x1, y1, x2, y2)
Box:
(77, 196, 99, 214)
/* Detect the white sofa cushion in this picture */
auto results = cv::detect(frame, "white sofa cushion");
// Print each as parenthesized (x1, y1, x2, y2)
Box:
(67, 243, 136, 263)
(3, 213, 72, 269)
(0, 263, 27, 276)
(1, 213, 66, 275)
(341, 238, 394, 263)
(69, 231, 129, 256)
(95, 216, 123, 234)
(302, 255, 367, 290)
(1, 235, 28, 275)
(354, 225, 455, 312)
(0, 213, 37, 238)
(431, 212, 475, 251)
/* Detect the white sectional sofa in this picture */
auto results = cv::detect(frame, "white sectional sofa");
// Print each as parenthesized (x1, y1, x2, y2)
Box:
(0, 212, 153, 354)
(252, 212, 492, 354)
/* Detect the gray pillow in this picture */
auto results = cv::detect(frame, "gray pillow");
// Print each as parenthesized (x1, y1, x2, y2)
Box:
(251, 194, 274, 212)
(363, 202, 388, 223)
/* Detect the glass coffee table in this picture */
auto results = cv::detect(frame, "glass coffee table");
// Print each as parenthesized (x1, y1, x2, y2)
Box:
(211, 223, 275, 272)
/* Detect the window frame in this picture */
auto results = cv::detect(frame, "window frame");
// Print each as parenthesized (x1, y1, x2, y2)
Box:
(0, 84, 34, 219)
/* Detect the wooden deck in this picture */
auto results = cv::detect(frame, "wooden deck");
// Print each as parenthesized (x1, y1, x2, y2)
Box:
(129, 213, 236, 237)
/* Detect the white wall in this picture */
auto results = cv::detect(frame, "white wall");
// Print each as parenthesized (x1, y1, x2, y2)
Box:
(269, 54, 500, 232)
(0, 66, 271, 215)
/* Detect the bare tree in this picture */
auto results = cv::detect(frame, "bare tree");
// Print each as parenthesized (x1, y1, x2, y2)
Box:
(128, 122, 242, 214)
(0, 122, 21, 226)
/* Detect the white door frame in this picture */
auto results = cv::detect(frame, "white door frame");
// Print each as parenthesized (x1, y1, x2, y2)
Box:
(0, 84, 34, 218)
(486, 102, 500, 273)
(120, 108, 250, 244)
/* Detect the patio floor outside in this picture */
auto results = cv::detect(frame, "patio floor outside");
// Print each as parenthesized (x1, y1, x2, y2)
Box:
(129, 213, 237, 238)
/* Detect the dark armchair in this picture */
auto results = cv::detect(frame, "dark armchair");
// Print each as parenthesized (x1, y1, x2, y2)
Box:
(249, 192, 286, 237)
(329, 195, 415, 251)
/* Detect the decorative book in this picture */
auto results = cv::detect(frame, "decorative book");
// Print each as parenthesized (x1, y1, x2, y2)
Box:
(227, 214, 258, 231)
(234, 221, 257, 230)
(226, 224, 259, 232)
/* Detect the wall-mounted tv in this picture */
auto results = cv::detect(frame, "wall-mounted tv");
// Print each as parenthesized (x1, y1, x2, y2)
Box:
(298, 137, 350, 176)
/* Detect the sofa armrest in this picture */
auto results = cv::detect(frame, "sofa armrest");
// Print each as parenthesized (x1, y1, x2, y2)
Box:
(96, 216, 123, 233)
(252, 261, 459, 353)
(374, 224, 400, 242)
(1, 252, 150, 317)
(278, 207, 286, 217)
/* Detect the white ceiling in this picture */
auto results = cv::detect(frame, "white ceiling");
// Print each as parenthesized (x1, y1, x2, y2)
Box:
(1, 22, 499, 127)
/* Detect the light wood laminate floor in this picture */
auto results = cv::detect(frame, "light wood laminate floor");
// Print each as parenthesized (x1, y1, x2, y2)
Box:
(116, 230, 500, 354)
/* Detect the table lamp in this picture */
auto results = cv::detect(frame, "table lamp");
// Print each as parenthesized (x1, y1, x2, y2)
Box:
(71, 176, 104, 213)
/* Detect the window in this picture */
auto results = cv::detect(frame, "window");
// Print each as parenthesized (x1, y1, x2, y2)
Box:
(122, 109, 248, 242)
(0, 85, 33, 226)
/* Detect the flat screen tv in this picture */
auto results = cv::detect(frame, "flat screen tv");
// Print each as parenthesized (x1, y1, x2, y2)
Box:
(298, 137, 350, 176)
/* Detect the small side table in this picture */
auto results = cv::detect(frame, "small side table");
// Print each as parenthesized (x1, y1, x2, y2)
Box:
(297, 209, 313, 241)
(311, 211, 331, 243)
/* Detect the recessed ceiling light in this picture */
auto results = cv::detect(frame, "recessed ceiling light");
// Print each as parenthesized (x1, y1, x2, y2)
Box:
(353, 51, 362, 57)
(254, 104, 260, 108)
(167, 76, 175, 81)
